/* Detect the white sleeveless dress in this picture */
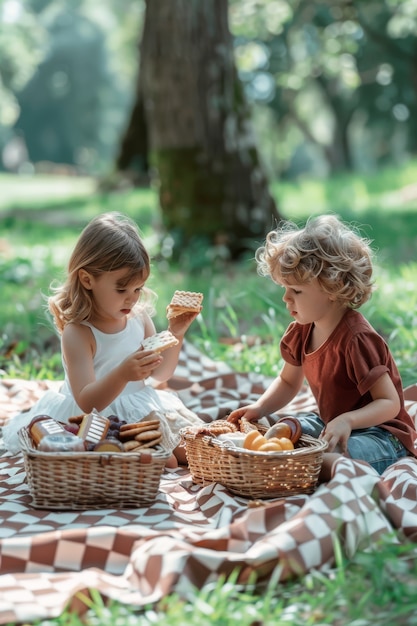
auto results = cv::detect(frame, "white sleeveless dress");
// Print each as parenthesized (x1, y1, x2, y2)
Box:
(3, 316, 203, 454)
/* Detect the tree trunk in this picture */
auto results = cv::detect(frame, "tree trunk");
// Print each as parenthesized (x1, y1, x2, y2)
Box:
(134, 0, 281, 260)
(116, 91, 149, 182)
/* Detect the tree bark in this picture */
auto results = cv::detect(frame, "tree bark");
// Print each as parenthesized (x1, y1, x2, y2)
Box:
(116, 91, 149, 180)
(130, 0, 281, 260)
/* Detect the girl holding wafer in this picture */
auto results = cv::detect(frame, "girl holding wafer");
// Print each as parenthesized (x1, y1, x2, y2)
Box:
(3, 212, 204, 465)
(228, 214, 417, 477)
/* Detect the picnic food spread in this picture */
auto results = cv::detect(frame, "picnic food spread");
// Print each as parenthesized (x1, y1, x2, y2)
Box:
(186, 416, 303, 453)
(119, 417, 163, 451)
(28, 411, 164, 454)
(234, 418, 302, 452)
(243, 428, 294, 451)
(180, 415, 327, 499)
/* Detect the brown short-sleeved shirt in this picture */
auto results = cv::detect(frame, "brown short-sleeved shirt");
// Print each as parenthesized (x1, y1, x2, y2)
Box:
(280, 309, 417, 456)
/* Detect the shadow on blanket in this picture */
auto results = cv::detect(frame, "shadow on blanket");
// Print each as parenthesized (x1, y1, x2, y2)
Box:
(1, 341, 417, 624)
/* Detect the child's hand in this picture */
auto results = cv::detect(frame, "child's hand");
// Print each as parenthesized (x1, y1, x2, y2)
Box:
(168, 310, 200, 338)
(319, 416, 351, 454)
(227, 406, 261, 425)
(121, 348, 163, 382)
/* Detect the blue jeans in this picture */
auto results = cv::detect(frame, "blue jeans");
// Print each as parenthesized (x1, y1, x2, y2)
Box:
(296, 412, 408, 475)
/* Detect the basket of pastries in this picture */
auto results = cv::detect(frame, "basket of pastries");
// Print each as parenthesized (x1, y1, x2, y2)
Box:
(180, 416, 328, 499)
(18, 410, 172, 509)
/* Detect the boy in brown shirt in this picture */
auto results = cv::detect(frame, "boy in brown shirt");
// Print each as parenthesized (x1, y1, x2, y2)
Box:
(228, 215, 417, 476)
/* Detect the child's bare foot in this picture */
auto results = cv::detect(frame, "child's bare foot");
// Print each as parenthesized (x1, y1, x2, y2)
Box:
(173, 444, 188, 466)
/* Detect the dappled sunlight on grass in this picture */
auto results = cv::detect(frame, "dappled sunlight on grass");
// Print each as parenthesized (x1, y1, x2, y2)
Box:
(1, 167, 417, 381)
(274, 164, 417, 266)
(0, 173, 97, 208)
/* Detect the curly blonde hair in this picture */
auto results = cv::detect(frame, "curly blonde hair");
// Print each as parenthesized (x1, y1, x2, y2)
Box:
(49, 212, 153, 333)
(255, 214, 374, 308)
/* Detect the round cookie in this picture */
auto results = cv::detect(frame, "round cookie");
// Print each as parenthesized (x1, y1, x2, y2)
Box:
(93, 438, 124, 453)
(123, 440, 142, 452)
(137, 435, 162, 449)
(119, 420, 160, 440)
(134, 428, 161, 442)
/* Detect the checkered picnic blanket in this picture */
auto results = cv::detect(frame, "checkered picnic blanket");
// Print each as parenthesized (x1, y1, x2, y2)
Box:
(1, 341, 417, 624)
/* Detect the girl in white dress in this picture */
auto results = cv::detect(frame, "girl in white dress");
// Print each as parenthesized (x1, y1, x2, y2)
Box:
(3, 212, 203, 466)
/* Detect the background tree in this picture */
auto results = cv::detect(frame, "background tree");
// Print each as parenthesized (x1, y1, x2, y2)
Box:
(2, 0, 417, 182)
(1, 0, 141, 174)
(16, 10, 107, 168)
(231, 0, 417, 177)
(118, 0, 281, 261)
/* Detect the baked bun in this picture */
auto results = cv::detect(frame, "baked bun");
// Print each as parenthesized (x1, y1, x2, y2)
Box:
(93, 438, 124, 453)
(274, 417, 302, 444)
(195, 420, 238, 436)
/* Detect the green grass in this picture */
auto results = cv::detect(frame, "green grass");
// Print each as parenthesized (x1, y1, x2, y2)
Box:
(0, 174, 96, 209)
(2, 167, 417, 384)
(20, 537, 417, 625)
(2, 165, 417, 624)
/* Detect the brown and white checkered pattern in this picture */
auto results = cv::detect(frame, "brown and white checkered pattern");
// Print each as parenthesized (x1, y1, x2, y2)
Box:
(1, 341, 417, 624)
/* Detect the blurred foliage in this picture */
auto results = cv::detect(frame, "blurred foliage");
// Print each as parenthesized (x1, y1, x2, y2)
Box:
(230, 0, 417, 178)
(1, 0, 417, 177)
(0, 0, 144, 174)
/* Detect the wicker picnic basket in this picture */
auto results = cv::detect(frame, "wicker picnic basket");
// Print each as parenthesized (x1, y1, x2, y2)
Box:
(180, 420, 328, 499)
(18, 425, 171, 510)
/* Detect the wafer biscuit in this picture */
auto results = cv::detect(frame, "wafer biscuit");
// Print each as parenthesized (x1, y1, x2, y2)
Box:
(141, 330, 179, 353)
(166, 290, 203, 319)
(78, 412, 110, 443)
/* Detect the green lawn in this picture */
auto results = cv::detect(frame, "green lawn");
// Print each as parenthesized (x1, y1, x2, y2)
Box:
(2, 166, 417, 385)
(1, 166, 417, 625)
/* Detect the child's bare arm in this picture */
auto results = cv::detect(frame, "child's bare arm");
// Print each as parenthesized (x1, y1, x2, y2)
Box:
(62, 323, 162, 413)
(150, 310, 201, 382)
(320, 373, 401, 453)
(228, 362, 304, 423)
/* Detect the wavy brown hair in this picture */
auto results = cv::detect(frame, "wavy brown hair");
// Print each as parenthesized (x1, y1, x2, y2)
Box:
(256, 214, 374, 309)
(49, 212, 152, 333)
